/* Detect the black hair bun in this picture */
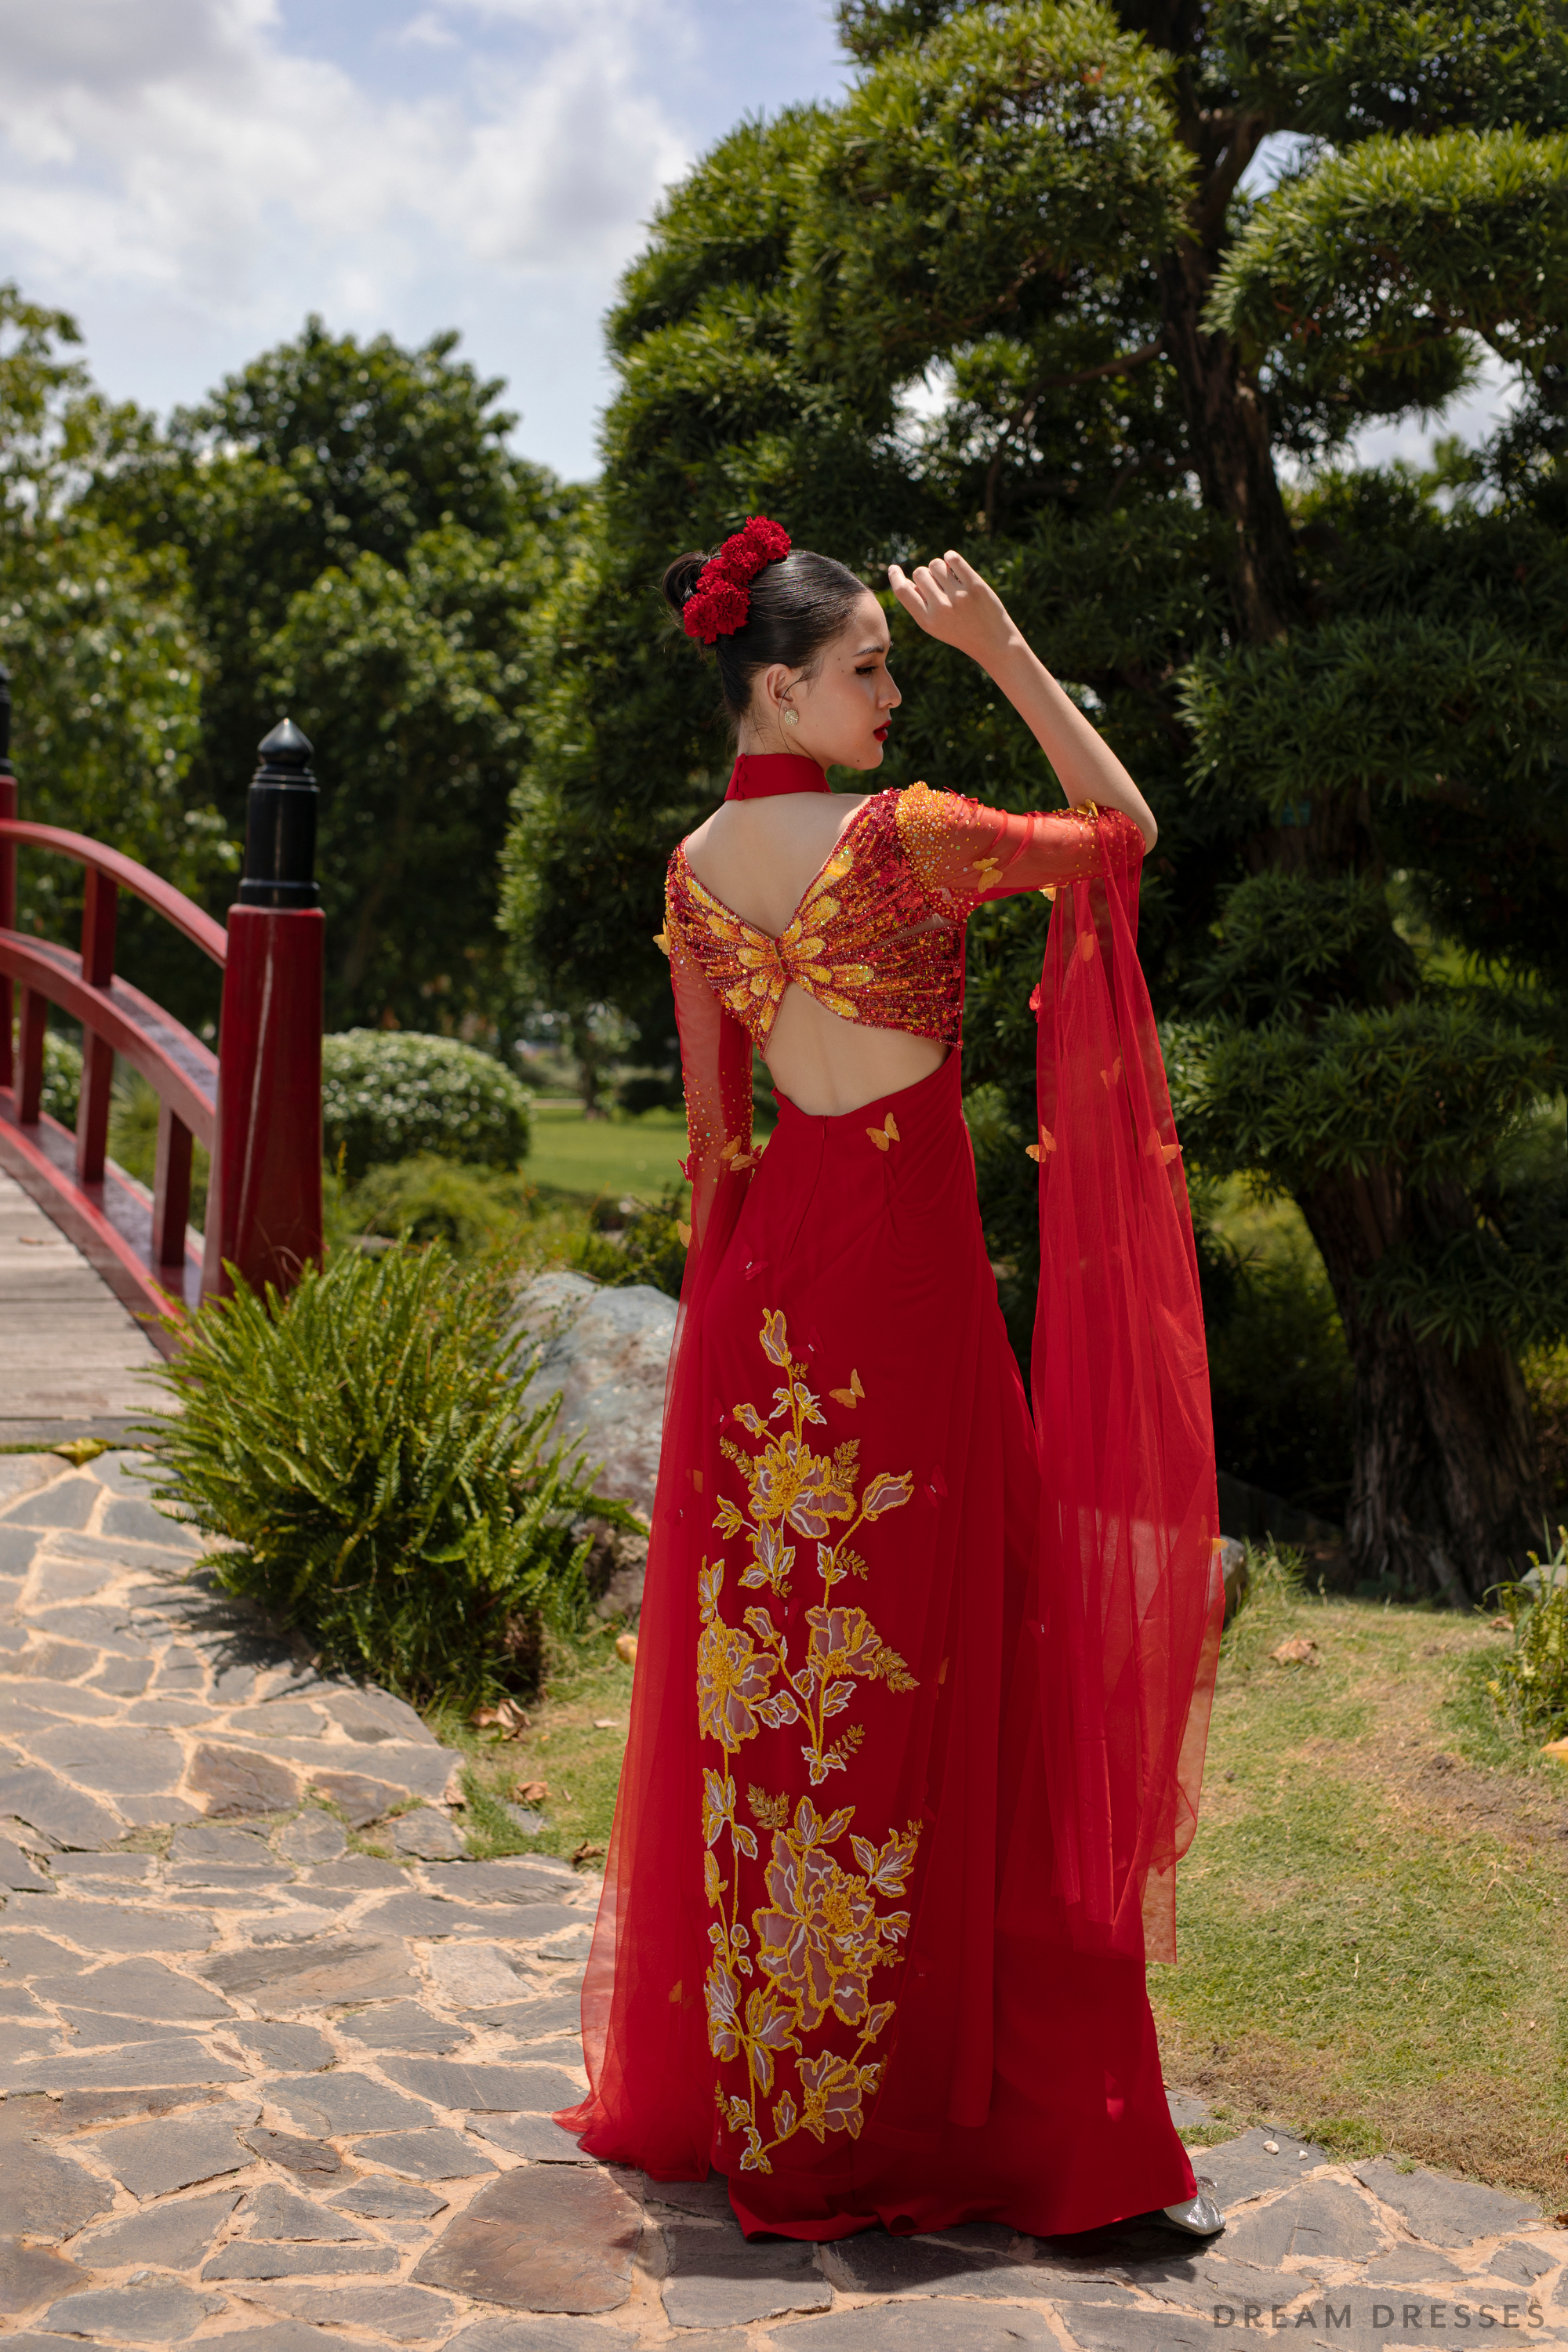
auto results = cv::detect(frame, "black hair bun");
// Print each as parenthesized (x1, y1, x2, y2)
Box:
(662, 550, 709, 619)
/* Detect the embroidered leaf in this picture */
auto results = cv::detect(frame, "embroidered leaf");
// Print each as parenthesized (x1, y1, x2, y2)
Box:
(701, 1768, 735, 1847)
(837, 1546, 869, 1581)
(704, 1961, 742, 2063)
(797, 1383, 826, 1426)
(860, 1470, 914, 1520)
(873, 1643, 918, 1693)
(747, 1784, 789, 1830)
(820, 1678, 855, 1720)
(733, 1403, 767, 1438)
(793, 1797, 855, 1848)
(697, 1559, 724, 1623)
(754, 1687, 803, 1730)
(850, 1834, 880, 1876)
(743, 1606, 781, 1645)
(713, 1496, 745, 1537)
(703, 1848, 723, 1906)
(862, 2000, 897, 2045)
(733, 1823, 758, 1860)
(739, 2122, 772, 2172)
(772, 2090, 799, 2142)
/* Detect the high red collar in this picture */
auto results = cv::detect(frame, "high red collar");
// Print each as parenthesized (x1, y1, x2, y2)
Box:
(725, 753, 830, 801)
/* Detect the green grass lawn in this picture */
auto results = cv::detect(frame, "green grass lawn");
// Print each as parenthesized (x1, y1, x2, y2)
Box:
(526, 1102, 689, 1205)
(458, 1558, 1568, 2203)
(1151, 1559, 1568, 2200)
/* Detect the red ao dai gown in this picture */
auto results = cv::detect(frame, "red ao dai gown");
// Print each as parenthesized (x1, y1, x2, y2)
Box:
(557, 775, 1223, 2242)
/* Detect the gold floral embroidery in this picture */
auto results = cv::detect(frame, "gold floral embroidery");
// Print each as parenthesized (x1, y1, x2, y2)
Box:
(697, 1310, 922, 2174)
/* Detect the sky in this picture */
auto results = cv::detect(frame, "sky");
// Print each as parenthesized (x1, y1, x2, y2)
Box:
(0, 0, 851, 480)
(0, 2, 1519, 485)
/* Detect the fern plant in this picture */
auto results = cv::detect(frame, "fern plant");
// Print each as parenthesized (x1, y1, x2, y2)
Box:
(134, 1242, 624, 1711)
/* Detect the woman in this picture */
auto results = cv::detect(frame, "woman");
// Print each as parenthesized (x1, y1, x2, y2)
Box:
(558, 517, 1224, 2245)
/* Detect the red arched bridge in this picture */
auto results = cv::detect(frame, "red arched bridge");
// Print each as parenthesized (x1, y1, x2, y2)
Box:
(0, 666, 324, 1363)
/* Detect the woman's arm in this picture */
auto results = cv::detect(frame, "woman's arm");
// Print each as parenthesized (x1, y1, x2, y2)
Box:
(887, 550, 1158, 851)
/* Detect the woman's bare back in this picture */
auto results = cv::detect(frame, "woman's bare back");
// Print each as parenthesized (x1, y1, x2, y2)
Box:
(681, 793, 948, 1118)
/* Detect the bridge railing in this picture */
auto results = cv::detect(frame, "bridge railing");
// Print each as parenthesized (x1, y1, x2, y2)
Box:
(0, 670, 325, 1356)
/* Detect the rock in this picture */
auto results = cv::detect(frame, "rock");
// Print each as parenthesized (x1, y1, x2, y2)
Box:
(390, 1809, 465, 1860)
(171, 1821, 274, 1867)
(308, 1769, 405, 1827)
(60, 2086, 231, 2128)
(227, 2021, 336, 2070)
(0, 2240, 86, 2318)
(74, 2190, 241, 2270)
(337, 2000, 472, 2056)
(244, 2284, 456, 2342)
(411, 2162, 643, 2313)
(202, 1934, 419, 2009)
(205, 2243, 401, 2278)
(818, 2232, 1051, 2307)
(87, 2101, 260, 2198)
(380, 2057, 583, 2111)
(343, 2128, 496, 2180)
(782, 2310, 1056, 2350)
(242, 2184, 372, 2241)
(0, 1762, 122, 1849)
(242, 2129, 343, 2176)
(302, 1856, 406, 1889)
(448, 2323, 654, 2352)
(187, 1742, 300, 1818)
(470, 2114, 593, 2163)
(1196, 2125, 1329, 2208)
(4, 1896, 216, 1954)
(1483, 2239, 1557, 2288)
(34, 1956, 233, 2020)
(479, 1993, 584, 2040)
(663, 2223, 832, 2327)
(420, 1941, 537, 2007)
(38, 2276, 225, 2343)
(511, 1272, 676, 1517)
(5, 2036, 246, 2093)
(269, 2071, 436, 2134)
(1352, 2158, 1540, 2246)
(1221, 2179, 1387, 2267)
(274, 1810, 348, 1864)
(9, 1476, 98, 1529)
(328, 2178, 450, 2220)
(1166, 2089, 1210, 2131)
(641, 2172, 735, 2221)
(0, 2115, 115, 2241)
(579, 1516, 650, 1628)
(422, 1857, 579, 1902)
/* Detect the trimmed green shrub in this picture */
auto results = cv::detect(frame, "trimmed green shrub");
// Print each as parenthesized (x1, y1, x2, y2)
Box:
(322, 1029, 532, 1179)
(135, 1242, 622, 1711)
(345, 1154, 531, 1258)
(27, 1029, 84, 1127)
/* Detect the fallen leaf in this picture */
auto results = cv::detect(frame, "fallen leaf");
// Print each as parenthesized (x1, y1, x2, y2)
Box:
(1541, 1737, 1568, 1767)
(1269, 1637, 1318, 1665)
(53, 1436, 107, 1465)
(615, 1632, 639, 1667)
(592, 1718, 623, 1730)
(572, 1840, 607, 1864)
(470, 1697, 530, 1736)
(441, 1765, 465, 1809)
(512, 1778, 549, 1805)
(1490, 1616, 1513, 1632)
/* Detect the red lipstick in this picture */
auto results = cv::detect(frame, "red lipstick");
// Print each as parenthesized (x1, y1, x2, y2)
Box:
(873, 725, 890, 742)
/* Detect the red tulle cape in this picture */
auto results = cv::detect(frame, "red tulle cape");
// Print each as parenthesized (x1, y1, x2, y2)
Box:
(557, 856, 1221, 2238)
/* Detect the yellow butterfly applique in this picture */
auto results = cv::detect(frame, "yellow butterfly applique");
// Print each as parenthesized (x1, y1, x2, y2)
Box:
(1025, 1125, 1056, 1163)
(829, 1367, 866, 1410)
(866, 1112, 901, 1152)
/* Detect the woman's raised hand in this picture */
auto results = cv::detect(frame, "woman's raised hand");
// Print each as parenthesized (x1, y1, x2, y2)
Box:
(887, 550, 1018, 666)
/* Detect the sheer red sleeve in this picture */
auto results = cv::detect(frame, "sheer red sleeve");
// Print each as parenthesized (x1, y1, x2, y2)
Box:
(1029, 847, 1222, 1965)
(662, 878, 757, 1253)
(896, 781, 1144, 912)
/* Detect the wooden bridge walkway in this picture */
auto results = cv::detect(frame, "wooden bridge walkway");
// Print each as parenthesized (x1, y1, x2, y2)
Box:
(0, 1167, 162, 1444)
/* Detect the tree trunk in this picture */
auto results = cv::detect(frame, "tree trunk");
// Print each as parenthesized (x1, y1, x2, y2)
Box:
(1301, 1170, 1543, 1603)
(1156, 240, 1301, 643)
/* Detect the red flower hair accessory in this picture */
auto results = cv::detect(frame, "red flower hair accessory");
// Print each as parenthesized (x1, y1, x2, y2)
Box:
(681, 515, 791, 644)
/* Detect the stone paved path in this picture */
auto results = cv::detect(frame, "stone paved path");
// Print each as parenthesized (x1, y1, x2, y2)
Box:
(2, 1450, 1563, 2350)
(0, 1173, 162, 1445)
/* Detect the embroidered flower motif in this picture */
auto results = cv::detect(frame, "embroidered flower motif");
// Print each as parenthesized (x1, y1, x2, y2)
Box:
(699, 1311, 924, 2173)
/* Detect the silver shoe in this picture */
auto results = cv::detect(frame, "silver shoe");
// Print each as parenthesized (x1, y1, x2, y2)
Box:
(1160, 2177, 1224, 2236)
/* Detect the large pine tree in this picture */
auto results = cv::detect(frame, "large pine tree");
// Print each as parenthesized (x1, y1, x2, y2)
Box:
(505, 0, 1568, 1603)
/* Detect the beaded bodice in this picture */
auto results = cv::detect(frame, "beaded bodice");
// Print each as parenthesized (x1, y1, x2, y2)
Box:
(663, 782, 1138, 1051)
